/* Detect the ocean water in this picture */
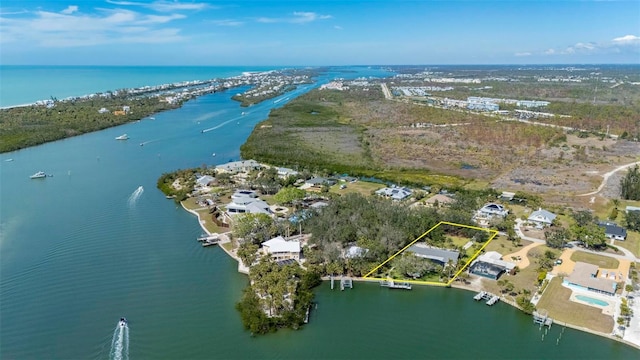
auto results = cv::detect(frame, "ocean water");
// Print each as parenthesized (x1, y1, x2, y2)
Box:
(0, 66, 637, 359)
(0, 65, 284, 107)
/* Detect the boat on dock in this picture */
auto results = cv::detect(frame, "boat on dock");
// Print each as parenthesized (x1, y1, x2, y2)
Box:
(30, 171, 47, 179)
(473, 291, 500, 305)
(197, 234, 220, 247)
(380, 280, 412, 290)
(115, 134, 129, 140)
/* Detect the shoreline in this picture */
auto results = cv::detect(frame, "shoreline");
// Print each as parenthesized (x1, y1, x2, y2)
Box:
(180, 197, 640, 350)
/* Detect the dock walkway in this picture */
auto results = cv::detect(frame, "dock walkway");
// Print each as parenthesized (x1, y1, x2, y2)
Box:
(473, 291, 500, 306)
(380, 280, 412, 290)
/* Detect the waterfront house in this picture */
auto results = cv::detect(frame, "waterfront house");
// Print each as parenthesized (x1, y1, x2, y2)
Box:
(304, 177, 335, 188)
(407, 244, 459, 266)
(598, 222, 627, 241)
(276, 167, 299, 178)
(564, 262, 617, 296)
(375, 186, 413, 201)
(527, 208, 557, 228)
(469, 251, 516, 280)
(262, 236, 301, 261)
(226, 194, 271, 216)
(196, 175, 215, 187)
(215, 160, 261, 174)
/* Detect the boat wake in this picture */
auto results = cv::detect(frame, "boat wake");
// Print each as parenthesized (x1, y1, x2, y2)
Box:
(201, 115, 244, 133)
(109, 321, 129, 360)
(128, 186, 144, 206)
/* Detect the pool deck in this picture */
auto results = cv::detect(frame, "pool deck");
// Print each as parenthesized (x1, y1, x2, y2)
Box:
(567, 286, 616, 316)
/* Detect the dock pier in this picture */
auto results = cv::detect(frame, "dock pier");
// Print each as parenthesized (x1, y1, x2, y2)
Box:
(533, 311, 553, 328)
(380, 280, 412, 290)
(340, 277, 353, 291)
(197, 234, 220, 247)
(473, 291, 500, 306)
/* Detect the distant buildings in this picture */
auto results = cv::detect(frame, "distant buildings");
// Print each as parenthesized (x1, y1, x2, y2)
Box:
(216, 160, 261, 174)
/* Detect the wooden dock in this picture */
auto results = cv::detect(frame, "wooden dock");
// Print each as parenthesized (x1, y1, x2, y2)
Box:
(473, 291, 499, 305)
(380, 280, 412, 290)
(340, 277, 353, 291)
(533, 311, 553, 328)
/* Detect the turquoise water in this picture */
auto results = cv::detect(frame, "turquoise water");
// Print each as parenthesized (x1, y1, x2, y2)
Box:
(0, 66, 638, 359)
(0, 65, 285, 107)
(576, 295, 610, 307)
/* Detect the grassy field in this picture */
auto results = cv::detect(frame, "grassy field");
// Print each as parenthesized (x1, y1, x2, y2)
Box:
(329, 180, 385, 196)
(483, 235, 532, 255)
(615, 230, 640, 258)
(570, 251, 620, 269)
(536, 277, 614, 333)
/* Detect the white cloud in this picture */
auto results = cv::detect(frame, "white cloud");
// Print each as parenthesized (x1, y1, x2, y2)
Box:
(211, 19, 244, 27)
(256, 11, 332, 24)
(61, 5, 79, 15)
(514, 52, 531, 57)
(612, 34, 640, 44)
(544, 48, 556, 55)
(0, 8, 186, 47)
(334, 25, 343, 30)
(105, 0, 209, 12)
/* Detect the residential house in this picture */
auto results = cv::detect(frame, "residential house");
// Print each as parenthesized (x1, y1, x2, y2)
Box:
(375, 187, 413, 201)
(528, 208, 557, 228)
(196, 175, 215, 187)
(469, 251, 516, 280)
(564, 262, 617, 296)
(424, 194, 455, 208)
(276, 167, 299, 178)
(408, 244, 459, 266)
(215, 160, 261, 174)
(476, 203, 508, 219)
(598, 222, 627, 241)
(98, 107, 110, 114)
(305, 177, 335, 188)
(231, 190, 259, 202)
(262, 236, 301, 261)
(226, 192, 271, 216)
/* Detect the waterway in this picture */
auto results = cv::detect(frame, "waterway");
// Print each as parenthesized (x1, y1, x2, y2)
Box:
(0, 67, 637, 359)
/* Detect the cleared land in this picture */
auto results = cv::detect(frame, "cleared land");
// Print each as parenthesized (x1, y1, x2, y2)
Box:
(241, 86, 640, 199)
(536, 277, 614, 333)
(570, 251, 620, 269)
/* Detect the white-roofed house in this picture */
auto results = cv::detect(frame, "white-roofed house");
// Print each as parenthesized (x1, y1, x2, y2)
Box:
(196, 175, 215, 187)
(215, 160, 261, 174)
(527, 208, 557, 228)
(375, 187, 413, 201)
(262, 236, 301, 261)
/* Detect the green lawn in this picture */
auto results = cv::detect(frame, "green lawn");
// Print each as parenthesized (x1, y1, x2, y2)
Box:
(615, 230, 640, 258)
(536, 277, 614, 333)
(570, 251, 620, 269)
(329, 180, 385, 197)
(483, 235, 532, 255)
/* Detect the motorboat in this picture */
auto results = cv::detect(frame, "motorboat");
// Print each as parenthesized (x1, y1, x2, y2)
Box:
(5, 158, 13, 162)
(119, 317, 127, 327)
(212, 153, 216, 157)
(30, 171, 47, 179)
(115, 134, 129, 140)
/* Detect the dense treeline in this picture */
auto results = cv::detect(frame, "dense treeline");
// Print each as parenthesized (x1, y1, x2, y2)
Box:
(0, 95, 179, 153)
(302, 191, 495, 276)
(236, 259, 321, 334)
(621, 165, 640, 200)
(156, 167, 216, 201)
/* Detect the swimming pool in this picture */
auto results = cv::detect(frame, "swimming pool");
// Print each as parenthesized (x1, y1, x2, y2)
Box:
(576, 295, 609, 306)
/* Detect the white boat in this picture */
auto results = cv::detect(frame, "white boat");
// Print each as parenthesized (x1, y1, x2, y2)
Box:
(5, 158, 13, 162)
(30, 171, 47, 179)
(212, 153, 216, 157)
(115, 134, 129, 140)
(119, 317, 127, 328)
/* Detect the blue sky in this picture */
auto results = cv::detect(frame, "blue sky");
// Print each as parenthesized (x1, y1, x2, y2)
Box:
(0, 0, 638, 65)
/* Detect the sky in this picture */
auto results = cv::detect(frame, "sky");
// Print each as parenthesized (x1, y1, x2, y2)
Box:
(0, 0, 639, 65)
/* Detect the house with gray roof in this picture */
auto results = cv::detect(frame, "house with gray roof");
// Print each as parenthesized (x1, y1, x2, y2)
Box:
(376, 186, 413, 201)
(528, 208, 557, 227)
(408, 244, 459, 266)
(598, 222, 627, 241)
(215, 160, 261, 174)
(469, 251, 516, 280)
(564, 262, 617, 296)
(196, 175, 215, 187)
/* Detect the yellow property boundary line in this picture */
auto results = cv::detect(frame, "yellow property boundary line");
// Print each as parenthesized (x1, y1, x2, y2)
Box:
(362, 221, 499, 286)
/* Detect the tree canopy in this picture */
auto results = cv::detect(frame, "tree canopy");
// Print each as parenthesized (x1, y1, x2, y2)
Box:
(621, 165, 640, 200)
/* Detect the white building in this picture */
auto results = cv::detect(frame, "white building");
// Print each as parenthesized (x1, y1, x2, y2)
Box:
(262, 236, 301, 261)
(527, 208, 557, 227)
